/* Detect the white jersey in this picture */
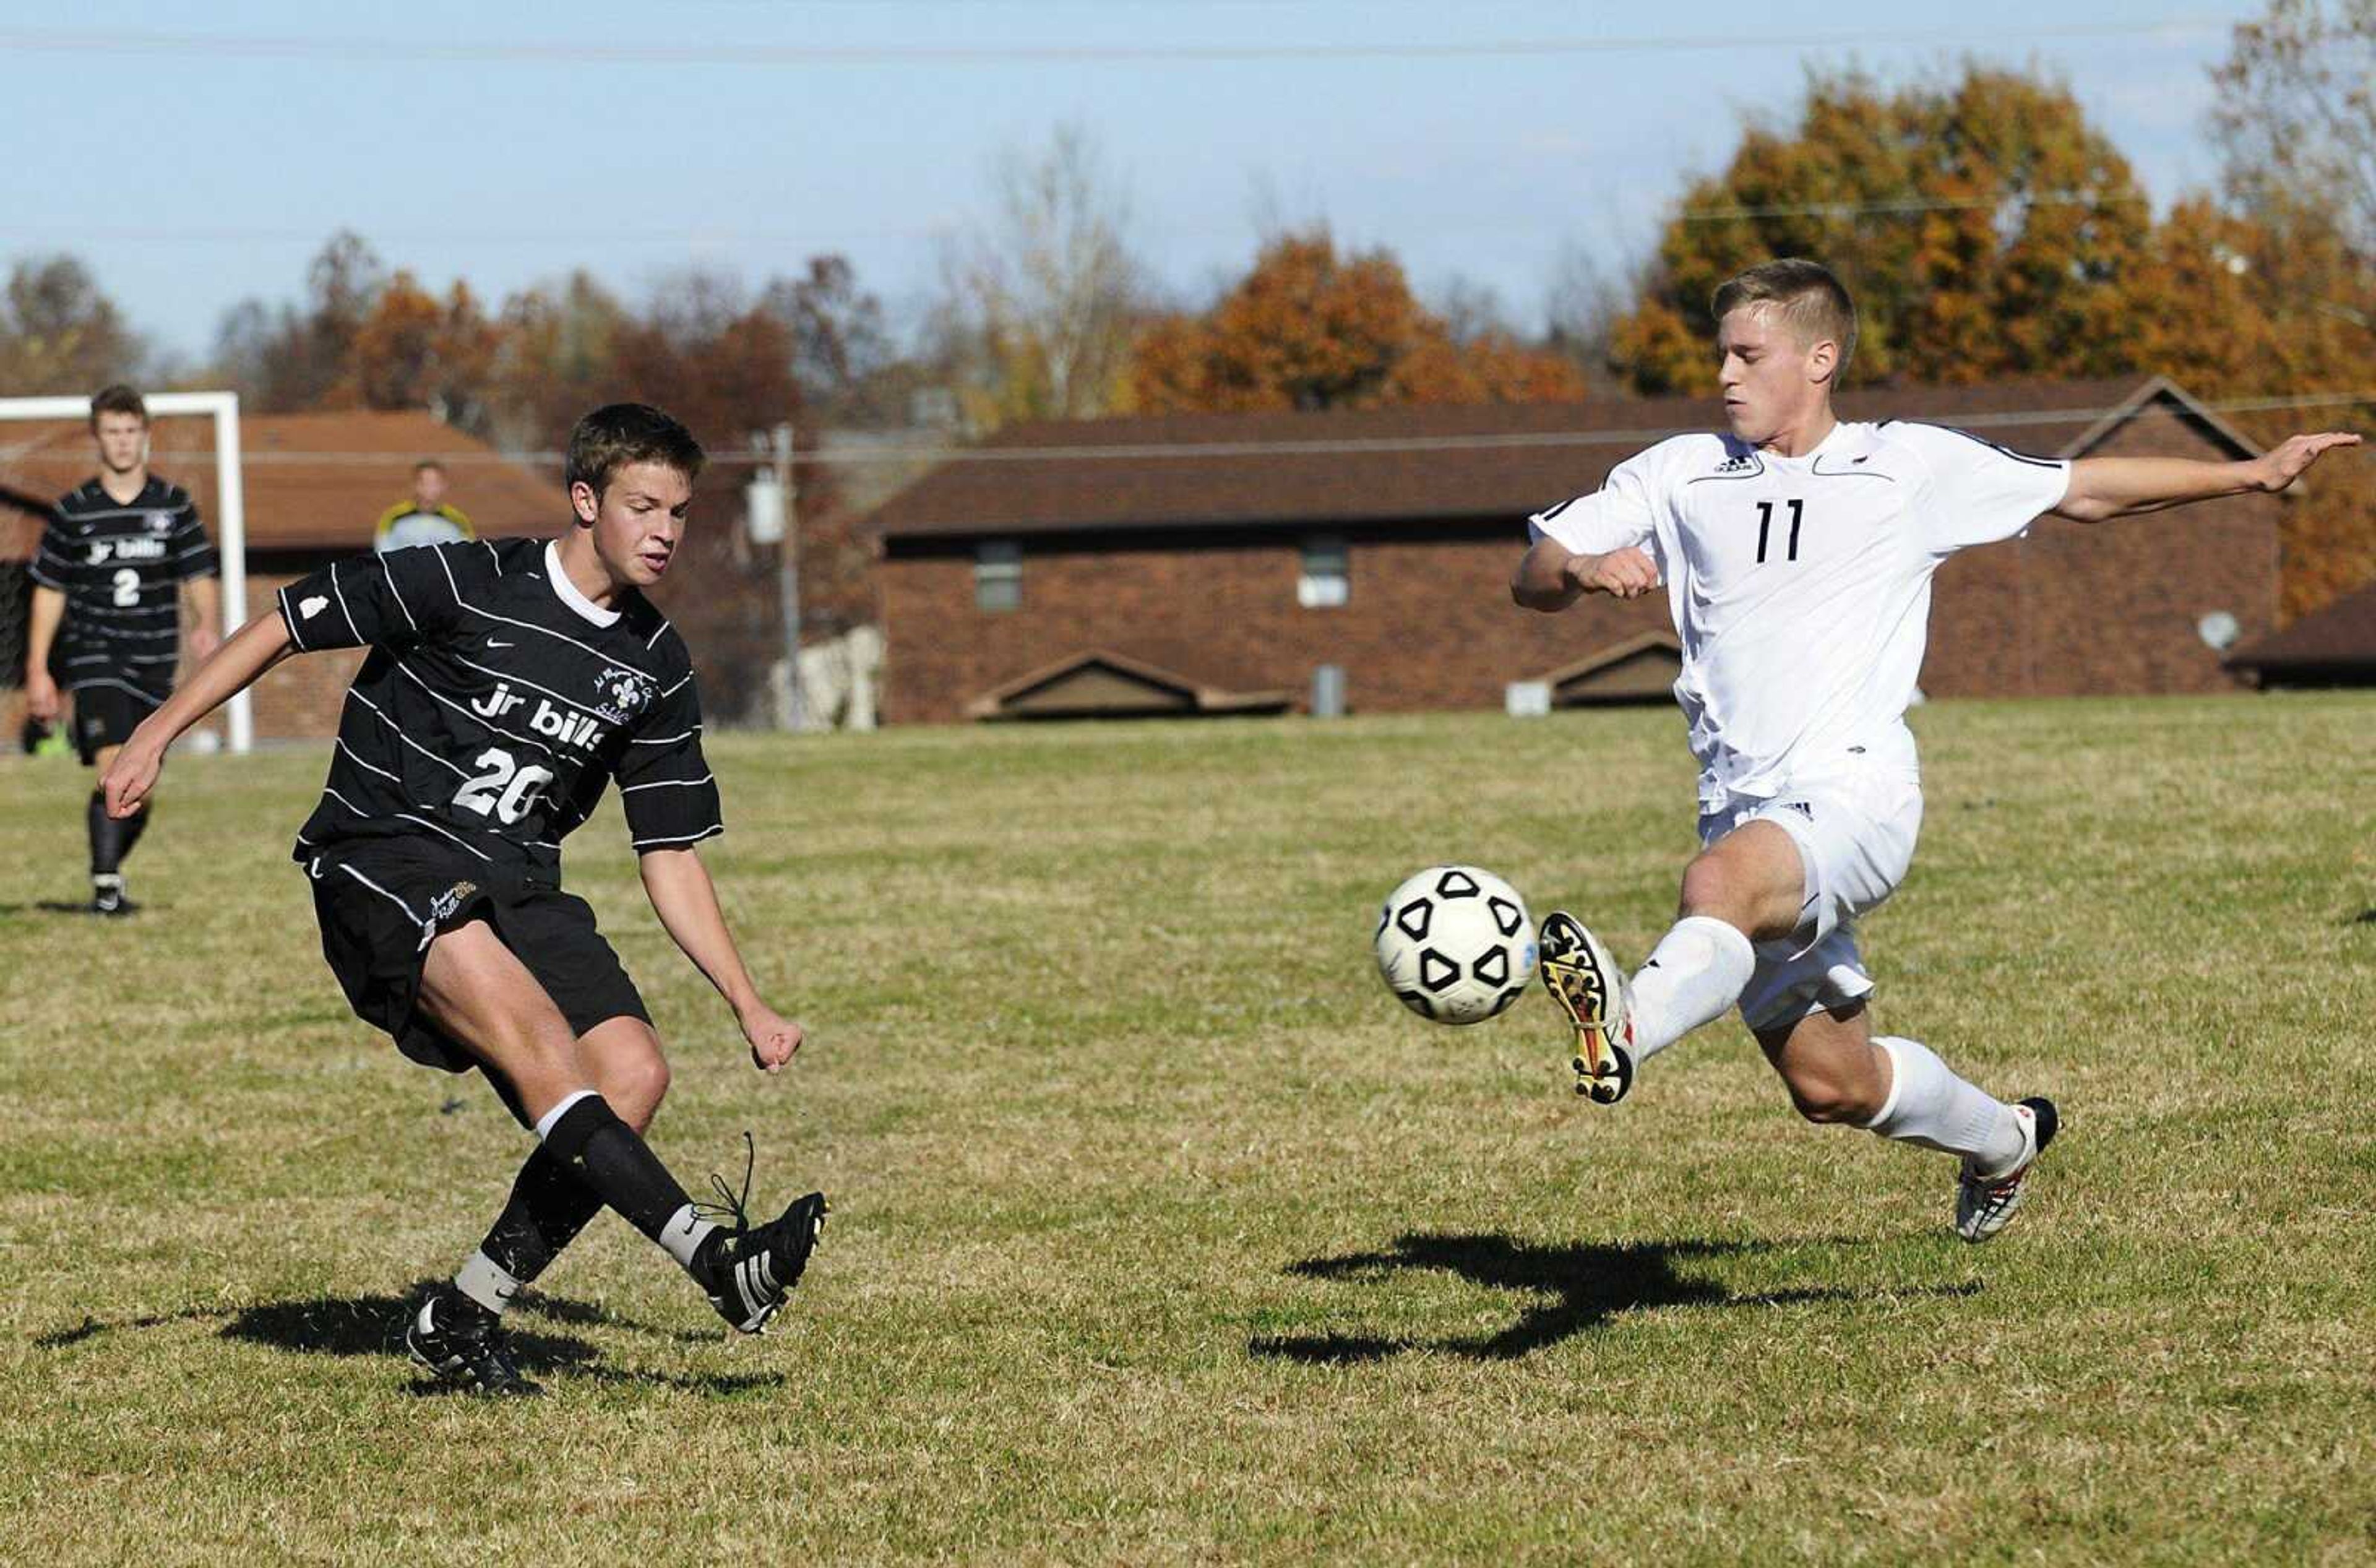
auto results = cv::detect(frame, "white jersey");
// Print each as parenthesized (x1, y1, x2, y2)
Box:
(1530, 420, 2070, 804)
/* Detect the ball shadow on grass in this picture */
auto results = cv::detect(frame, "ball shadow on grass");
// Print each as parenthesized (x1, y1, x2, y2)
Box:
(1250, 1233, 1981, 1363)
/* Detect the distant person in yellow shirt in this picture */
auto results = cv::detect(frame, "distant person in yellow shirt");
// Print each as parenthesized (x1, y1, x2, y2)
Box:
(374, 460, 476, 553)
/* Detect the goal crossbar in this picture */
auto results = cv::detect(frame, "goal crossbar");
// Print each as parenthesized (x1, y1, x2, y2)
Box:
(2, 391, 251, 752)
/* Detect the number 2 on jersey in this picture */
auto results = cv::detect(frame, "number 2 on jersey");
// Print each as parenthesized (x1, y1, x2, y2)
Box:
(1755, 499, 1805, 564)
(454, 747, 555, 825)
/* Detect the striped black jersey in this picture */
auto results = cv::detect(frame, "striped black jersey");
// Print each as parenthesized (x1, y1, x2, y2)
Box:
(277, 536, 723, 876)
(30, 476, 218, 699)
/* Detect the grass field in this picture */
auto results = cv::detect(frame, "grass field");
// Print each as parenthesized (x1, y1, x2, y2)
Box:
(2, 693, 2372, 1564)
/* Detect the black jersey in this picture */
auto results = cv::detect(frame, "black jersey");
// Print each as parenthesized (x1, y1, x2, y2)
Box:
(277, 537, 723, 876)
(30, 476, 218, 700)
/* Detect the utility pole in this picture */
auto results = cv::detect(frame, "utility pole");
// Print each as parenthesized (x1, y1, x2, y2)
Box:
(770, 422, 802, 733)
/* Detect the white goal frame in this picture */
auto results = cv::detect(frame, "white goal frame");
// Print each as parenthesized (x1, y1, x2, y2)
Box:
(2, 391, 252, 752)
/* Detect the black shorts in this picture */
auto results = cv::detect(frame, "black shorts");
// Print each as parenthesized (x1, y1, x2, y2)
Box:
(304, 838, 651, 1074)
(69, 680, 165, 764)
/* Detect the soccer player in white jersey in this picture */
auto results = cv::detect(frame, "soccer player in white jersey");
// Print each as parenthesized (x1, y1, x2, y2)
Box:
(1513, 259, 2359, 1242)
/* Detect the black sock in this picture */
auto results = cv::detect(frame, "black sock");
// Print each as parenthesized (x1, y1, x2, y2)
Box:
(538, 1094, 701, 1256)
(87, 790, 123, 879)
(477, 1145, 607, 1286)
(117, 803, 149, 865)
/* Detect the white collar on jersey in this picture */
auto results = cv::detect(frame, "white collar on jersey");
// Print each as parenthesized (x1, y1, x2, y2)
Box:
(543, 539, 622, 629)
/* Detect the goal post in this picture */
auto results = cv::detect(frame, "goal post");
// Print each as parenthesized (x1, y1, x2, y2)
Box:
(1, 390, 252, 753)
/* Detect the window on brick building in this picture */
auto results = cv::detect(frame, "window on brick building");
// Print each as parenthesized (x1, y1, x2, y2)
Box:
(975, 540, 1022, 612)
(1298, 536, 1349, 609)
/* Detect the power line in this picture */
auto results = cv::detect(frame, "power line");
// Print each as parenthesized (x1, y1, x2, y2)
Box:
(6, 391, 2364, 471)
(0, 187, 2164, 250)
(0, 18, 2234, 68)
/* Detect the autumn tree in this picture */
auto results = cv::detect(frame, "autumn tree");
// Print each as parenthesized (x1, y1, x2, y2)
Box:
(0, 256, 147, 395)
(2212, 0, 2376, 250)
(340, 272, 504, 431)
(1133, 230, 1584, 412)
(2196, 2, 2376, 618)
(1609, 66, 2161, 393)
(932, 124, 1148, 427)
(212, 231, 387, 411)
(489, 270, 629, 452)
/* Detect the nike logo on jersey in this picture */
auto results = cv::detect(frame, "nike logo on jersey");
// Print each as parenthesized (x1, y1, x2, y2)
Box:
(486, 638, 514, 649)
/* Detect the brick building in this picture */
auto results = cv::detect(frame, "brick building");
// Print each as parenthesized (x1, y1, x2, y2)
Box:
(1, 410, 561, 741)
(865, 376, 2281, 724)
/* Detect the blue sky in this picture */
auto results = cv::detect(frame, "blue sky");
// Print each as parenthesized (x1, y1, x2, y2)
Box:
(0, 1, 2255, 364)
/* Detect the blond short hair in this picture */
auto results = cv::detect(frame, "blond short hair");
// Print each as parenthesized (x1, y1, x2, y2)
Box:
(1712, 259, 1857, 379)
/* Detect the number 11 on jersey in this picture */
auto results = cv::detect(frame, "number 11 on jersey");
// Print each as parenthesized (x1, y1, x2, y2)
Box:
(1755, 499, 1805, 564)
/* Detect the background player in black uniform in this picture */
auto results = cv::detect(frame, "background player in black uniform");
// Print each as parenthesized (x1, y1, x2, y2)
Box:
(103, 404, 825, 1397)
(24, 385, 220, 914)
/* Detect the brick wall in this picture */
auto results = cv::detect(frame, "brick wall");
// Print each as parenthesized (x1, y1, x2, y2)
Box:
(880, 522, 1672, 723)
(879, 409, 2279, 724)
(1926, 408, 2278, 697)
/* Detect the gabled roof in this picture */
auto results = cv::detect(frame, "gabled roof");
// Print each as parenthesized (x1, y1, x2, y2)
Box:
(2226, 580, 2376, 674)
(0, 408, 560, 551)
(865, 377, 2195, 541)
(965, 648, 1292, 720)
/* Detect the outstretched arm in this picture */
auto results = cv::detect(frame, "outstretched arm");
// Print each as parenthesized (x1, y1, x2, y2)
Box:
(1512, 538, 1659, 611)
(101, 609, 295, 817)
(2052, 431, 2361, 523)
(638, 845, 803, 1073)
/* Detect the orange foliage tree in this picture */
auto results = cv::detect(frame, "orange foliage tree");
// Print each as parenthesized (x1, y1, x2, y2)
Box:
(1132, 231, 1583, 412)
(1610, 66, 2162, 395)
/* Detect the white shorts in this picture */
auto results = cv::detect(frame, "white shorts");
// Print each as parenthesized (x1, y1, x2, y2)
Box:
(1698, 762, 1924, 1032)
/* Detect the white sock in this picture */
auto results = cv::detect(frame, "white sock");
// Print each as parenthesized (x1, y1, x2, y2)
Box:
(1865, 1036, 2025, 1173)
(532, 1088, 600, 1142)
(1628, 915, 1757, 1060)
(453, 1249, 523, 1316)
(658, 1205, 718, 1274)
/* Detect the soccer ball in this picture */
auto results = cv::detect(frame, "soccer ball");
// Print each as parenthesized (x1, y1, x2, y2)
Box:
(1372, 865, 1536, 1025)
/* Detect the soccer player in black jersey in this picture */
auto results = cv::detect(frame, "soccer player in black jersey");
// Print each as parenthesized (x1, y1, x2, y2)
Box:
(25, 386, 220, 914)
(103, 404, 826, 1397)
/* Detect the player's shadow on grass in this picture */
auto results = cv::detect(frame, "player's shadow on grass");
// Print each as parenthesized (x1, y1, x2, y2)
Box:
(1250, 1233, 1979, 1364)
(0, 900, 147, 917)
(37, 1286, 777, 1395)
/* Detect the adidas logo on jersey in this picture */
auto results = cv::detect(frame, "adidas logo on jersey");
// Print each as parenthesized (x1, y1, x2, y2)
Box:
(1715, 454, 1757, 474)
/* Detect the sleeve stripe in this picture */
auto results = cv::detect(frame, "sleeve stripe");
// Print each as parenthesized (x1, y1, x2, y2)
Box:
(381, 553, 419, 632)
(618, 773, 714, 795)
(278, 585, 311, 651)
(329, 561, 364, 644)
(626, 726, 702, 746)
(632, 824, 725, 850)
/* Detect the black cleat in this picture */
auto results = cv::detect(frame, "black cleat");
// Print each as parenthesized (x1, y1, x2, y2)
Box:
(701, 1191, 829, 1334)
(405, 1285, 544, 1397)
(88, 877, 138, 917)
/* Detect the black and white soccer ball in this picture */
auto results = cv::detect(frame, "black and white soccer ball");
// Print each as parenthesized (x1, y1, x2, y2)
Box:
(1372, 864, 1537, 1025)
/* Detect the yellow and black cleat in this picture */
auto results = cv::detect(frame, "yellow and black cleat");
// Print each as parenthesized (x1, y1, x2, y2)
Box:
(1538, 911, 1636, 1105)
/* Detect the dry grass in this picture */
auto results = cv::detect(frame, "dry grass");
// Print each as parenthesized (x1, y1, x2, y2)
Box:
(2, 693, 2372, 1564)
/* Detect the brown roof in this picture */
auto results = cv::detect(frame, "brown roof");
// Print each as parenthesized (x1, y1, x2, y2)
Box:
(2226, 580, 2376, 673)
(865, 376, 2250, 540)
(0, 408, 561, 551)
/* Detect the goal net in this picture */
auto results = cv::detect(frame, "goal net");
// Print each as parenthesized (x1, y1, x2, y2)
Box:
(0, 392, 253, 752)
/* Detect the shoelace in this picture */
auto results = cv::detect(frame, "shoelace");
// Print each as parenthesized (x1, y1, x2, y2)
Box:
(692, 1131, 760, 1249)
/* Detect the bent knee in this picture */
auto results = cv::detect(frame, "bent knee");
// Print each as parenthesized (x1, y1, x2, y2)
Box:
(1679, 857, 1757, 927)
(615, 1053, 671, 1130)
